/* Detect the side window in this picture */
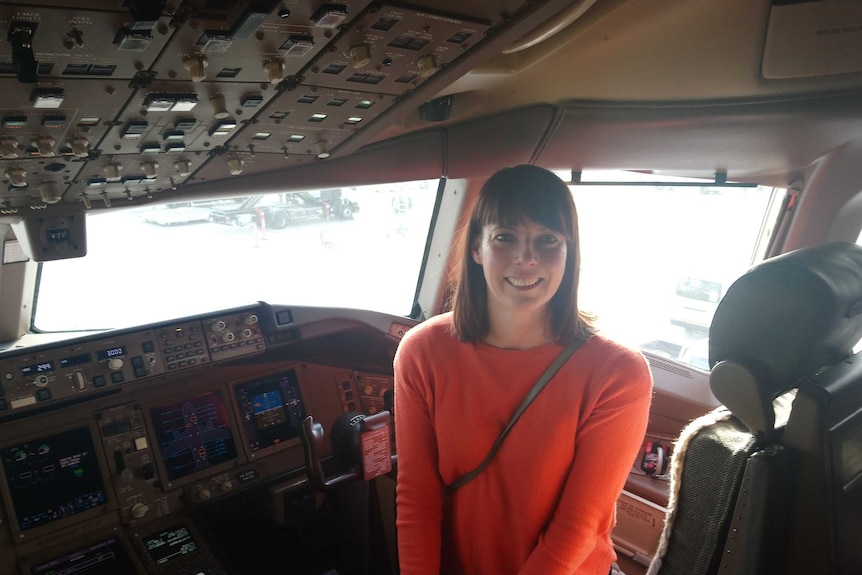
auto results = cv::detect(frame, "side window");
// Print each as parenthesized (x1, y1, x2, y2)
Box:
(569, 172, 782, 370)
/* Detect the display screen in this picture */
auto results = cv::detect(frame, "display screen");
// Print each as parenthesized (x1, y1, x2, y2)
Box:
(31, 536, 137, 574)
(59, 353, 92, 369)
(1, 426, 107, 532)
(150, 391, 238, 481)
(142, 524, 199, 565)
(96, 346, 126, 361)
(234, 370, 306, 453)
(20, 361, 55, 377)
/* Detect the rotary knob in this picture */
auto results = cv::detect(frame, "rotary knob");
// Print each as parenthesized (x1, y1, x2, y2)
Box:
(130, 502, 149, 518)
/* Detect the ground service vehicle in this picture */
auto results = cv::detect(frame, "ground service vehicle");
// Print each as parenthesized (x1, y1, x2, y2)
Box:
(0, 0, 861, 574)
(209, 190, 358, 229)
(668, 276, 724, 334)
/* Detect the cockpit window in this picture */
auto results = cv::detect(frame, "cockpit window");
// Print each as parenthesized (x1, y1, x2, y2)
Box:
(568, 171, 783, 371)
(32, 180, 438, 331)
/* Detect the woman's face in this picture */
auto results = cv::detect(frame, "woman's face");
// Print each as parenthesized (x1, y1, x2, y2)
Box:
(472, 217, 567, 318)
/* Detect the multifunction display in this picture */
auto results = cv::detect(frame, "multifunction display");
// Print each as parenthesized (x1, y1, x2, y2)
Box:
(143, 524, 199, 565)
(31, 536, 137, 574)
(234, 369, 306, 454)
(150, 391, 238, 481)
(0, 426, 107, 531)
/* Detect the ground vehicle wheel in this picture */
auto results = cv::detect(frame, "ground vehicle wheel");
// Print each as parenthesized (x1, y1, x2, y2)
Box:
(270, 211, 290, 229)
(340, 206, 353, 219)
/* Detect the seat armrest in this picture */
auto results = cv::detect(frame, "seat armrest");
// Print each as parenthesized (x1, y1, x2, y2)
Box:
(625, 472, 670, 508)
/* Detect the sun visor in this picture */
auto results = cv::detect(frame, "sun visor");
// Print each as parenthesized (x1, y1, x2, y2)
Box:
(762, 0, 862, 79)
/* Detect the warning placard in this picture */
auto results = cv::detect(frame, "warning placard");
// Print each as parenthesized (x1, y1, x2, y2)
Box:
(360, 425, 392, 480)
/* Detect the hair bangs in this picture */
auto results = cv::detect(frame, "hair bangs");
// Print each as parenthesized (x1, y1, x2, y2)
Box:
(474, 168, 574, 240)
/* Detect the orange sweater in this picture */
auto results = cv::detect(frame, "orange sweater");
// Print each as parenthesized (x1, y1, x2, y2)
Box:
(394, 312, 653, 575)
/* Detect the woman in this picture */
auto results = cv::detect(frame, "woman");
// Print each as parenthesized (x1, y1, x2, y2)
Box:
(393, 165, 653, 575)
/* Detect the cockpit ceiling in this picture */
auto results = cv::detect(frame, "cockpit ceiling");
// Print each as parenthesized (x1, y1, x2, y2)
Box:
(0, 0, 575, 213)
(2, 0, 862, 216)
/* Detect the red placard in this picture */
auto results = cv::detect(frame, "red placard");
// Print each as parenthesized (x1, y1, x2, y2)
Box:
(360, 412, 392, 481)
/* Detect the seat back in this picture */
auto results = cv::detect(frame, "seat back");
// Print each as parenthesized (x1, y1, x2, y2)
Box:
(648, 241, 862, 575)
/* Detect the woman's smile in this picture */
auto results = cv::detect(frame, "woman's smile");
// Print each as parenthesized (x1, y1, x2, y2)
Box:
(506, 276, 543, 288)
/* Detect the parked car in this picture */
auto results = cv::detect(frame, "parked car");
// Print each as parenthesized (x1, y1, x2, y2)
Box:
(209, 190, 359, 229)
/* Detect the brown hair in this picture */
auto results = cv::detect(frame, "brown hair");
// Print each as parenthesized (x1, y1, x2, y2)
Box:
(448, 165, 594, 344)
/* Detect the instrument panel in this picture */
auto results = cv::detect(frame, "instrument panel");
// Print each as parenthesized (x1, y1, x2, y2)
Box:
(0, 302, 411, 574)
(0, 307, 265, 413)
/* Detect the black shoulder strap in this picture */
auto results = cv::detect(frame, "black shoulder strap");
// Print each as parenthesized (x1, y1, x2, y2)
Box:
(445, 334, 591, 495)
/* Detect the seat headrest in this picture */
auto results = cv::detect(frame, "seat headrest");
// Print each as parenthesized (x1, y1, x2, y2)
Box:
(709, 242, 862, 434)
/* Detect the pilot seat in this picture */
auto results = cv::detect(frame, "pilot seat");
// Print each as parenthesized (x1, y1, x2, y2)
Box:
(646, 241, 862, 575)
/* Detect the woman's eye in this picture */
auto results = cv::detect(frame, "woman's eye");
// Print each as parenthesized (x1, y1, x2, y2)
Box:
(493, 233, 515, 242)
(539, 235, 561, 245)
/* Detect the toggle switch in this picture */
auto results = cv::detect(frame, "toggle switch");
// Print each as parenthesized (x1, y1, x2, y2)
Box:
(105, 163, 123, 181)
(417, 54, 438, 78)
(68, 137, 89, 158)
(141, 160, 158, 179)
(264, 58, 285, 84)
(183, 55, 208, 82)
(64, 28, 84, 49)
(349, 44, 372, 69)
(8, 22, 39, 83)
(39, 182, 61, 204)
(210, 94, 229, 119)
(174, 159, 192, 176)
(227, 158, 243, 175)
(0, 138, 19, 159)
(32, 135, 56, 157)
(4, 168, 27, 188)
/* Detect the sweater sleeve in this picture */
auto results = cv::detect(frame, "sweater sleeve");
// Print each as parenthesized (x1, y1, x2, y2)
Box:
(393, 331, 445, 575)
(519, 346, 654, 575)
